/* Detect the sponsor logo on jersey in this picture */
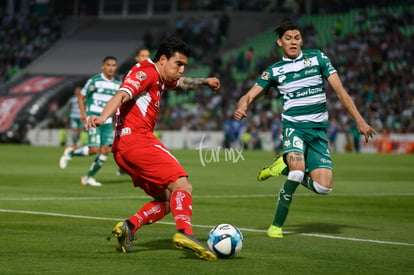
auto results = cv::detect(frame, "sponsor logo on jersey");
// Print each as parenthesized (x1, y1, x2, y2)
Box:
(320, 157, 332, 164)
(88, 85, 95, 91)
(305, 68, 318, 74)
(278, 75, 286, 83)
(116, 127, 131, 136)
(304, 57, 312, 68)
(125, 78, 141, 90)
(295, 87, 323, 98)
(293, 136, 303, 149)
(261, 71, 270, 80)
(136, 71, 147, 80)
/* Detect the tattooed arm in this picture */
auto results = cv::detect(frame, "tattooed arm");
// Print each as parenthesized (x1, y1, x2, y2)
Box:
(175, 77, 220, 94)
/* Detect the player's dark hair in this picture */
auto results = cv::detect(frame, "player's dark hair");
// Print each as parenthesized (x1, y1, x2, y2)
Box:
(103, 56, 117, 63)
(153, 36, 191, 62)
(274, 19, 302, 38)
(136, 47, 149, 55)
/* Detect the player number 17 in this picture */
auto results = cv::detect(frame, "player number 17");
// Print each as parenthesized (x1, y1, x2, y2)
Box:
(284, 128, 295, 137)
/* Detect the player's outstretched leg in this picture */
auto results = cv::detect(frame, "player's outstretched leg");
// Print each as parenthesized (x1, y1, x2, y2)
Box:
(170, 190, 217, 261)
(173, 231, 217, 261)
(59, 146, 76, 169)
(111, 220, 135, 253)
(268, 171, 301, 238)
(257, 156, 287, 181)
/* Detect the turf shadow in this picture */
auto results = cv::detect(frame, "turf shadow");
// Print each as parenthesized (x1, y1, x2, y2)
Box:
(133, 238, 175, 252)
(287, 222, 374, 235)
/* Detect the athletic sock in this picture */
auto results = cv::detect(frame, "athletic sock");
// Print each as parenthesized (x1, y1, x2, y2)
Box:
(86, 154, 106, 177)
(72, 134, 80, 146)
(301, 174, 332, 194)
(170, 190, 194, 236)
(301, 174, 318, 192)
(272, 179, 300, 227)
(71, 146, 89, 156)
(128, 201, 167, 234)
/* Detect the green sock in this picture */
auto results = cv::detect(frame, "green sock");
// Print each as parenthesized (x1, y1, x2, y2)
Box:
(272, 179, 299, 227)
(86, 154, 106, 177)
(72, 134, 80, 146)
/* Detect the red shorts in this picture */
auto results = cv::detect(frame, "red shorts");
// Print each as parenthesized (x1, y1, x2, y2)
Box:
(113, 137, 188, 197)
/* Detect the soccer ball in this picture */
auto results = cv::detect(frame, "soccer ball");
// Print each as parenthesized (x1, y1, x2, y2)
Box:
(207, 223, 243, 258)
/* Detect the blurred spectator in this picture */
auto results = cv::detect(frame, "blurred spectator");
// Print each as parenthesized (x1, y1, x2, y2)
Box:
(0, 12, 65, 84)
(12, 4, 414, 140)
(243, 125, 262, 150)
(171, 14, 228, 61)
(327, 118, 340, 152)
(245, 47, 255, 71)
(375, 128, 392, 153)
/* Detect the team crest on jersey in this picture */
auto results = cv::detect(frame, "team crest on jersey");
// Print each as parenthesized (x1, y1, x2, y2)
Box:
(261, 72, 270, 80)
(304, 57, 312, 68)
(283, 137, 291, 148)
(136, 71, 147, 80)
(88, 85, 95, 91)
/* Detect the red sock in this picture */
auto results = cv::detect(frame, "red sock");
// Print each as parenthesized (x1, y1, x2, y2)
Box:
(128, 201, 167, 234)
(170, 190, 193, 236)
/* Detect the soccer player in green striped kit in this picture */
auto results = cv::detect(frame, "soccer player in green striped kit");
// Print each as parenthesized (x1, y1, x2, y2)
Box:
(234, 19, 377, 238)
(59, 56, 121, 186)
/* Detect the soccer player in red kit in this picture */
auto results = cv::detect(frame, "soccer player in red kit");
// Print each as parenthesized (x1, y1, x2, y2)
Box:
(86, 36, 220, 261)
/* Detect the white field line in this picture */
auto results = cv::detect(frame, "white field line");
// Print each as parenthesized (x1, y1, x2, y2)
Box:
(0, 208, 413, 247)
(0, 192, 414, 201)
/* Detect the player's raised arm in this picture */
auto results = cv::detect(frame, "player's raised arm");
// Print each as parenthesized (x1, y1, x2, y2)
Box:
(85, 90, 129, 130)
(234, 85, 264, 120)
(175, 77, 220, 94)
(327, 72, 377, 142)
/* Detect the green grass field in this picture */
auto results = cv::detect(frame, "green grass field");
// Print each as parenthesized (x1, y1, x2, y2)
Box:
(0, 145, 413, 274)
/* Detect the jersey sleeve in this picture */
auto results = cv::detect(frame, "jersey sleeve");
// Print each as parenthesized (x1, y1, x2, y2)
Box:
(317, 50, 337, 79)
(80, 78, 93, 96)
(255, 67, 274, 90)
(120, 69, 151, 99)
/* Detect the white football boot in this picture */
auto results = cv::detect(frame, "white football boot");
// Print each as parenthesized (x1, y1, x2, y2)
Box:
(81, 176, 102, 187)
(59, 146, 75, 169)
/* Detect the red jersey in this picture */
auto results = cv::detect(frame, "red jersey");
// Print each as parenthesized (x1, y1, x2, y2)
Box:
(112, 59, 178, 152)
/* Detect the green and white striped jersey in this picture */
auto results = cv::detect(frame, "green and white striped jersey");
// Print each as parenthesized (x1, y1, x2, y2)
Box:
(69, 95, 81, 119)
(80, 73, 120, 124)
(256, 49, 336, 129)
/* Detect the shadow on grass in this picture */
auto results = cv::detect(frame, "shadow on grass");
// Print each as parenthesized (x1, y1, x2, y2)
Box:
(135, 238, 174, 251)
(130, 238, 246, 261)
(97, 178, 130, 185)
(287, 223, 375, 235)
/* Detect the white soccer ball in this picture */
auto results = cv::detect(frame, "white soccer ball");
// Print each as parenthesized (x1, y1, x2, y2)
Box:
(207, 223, 243, 258)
